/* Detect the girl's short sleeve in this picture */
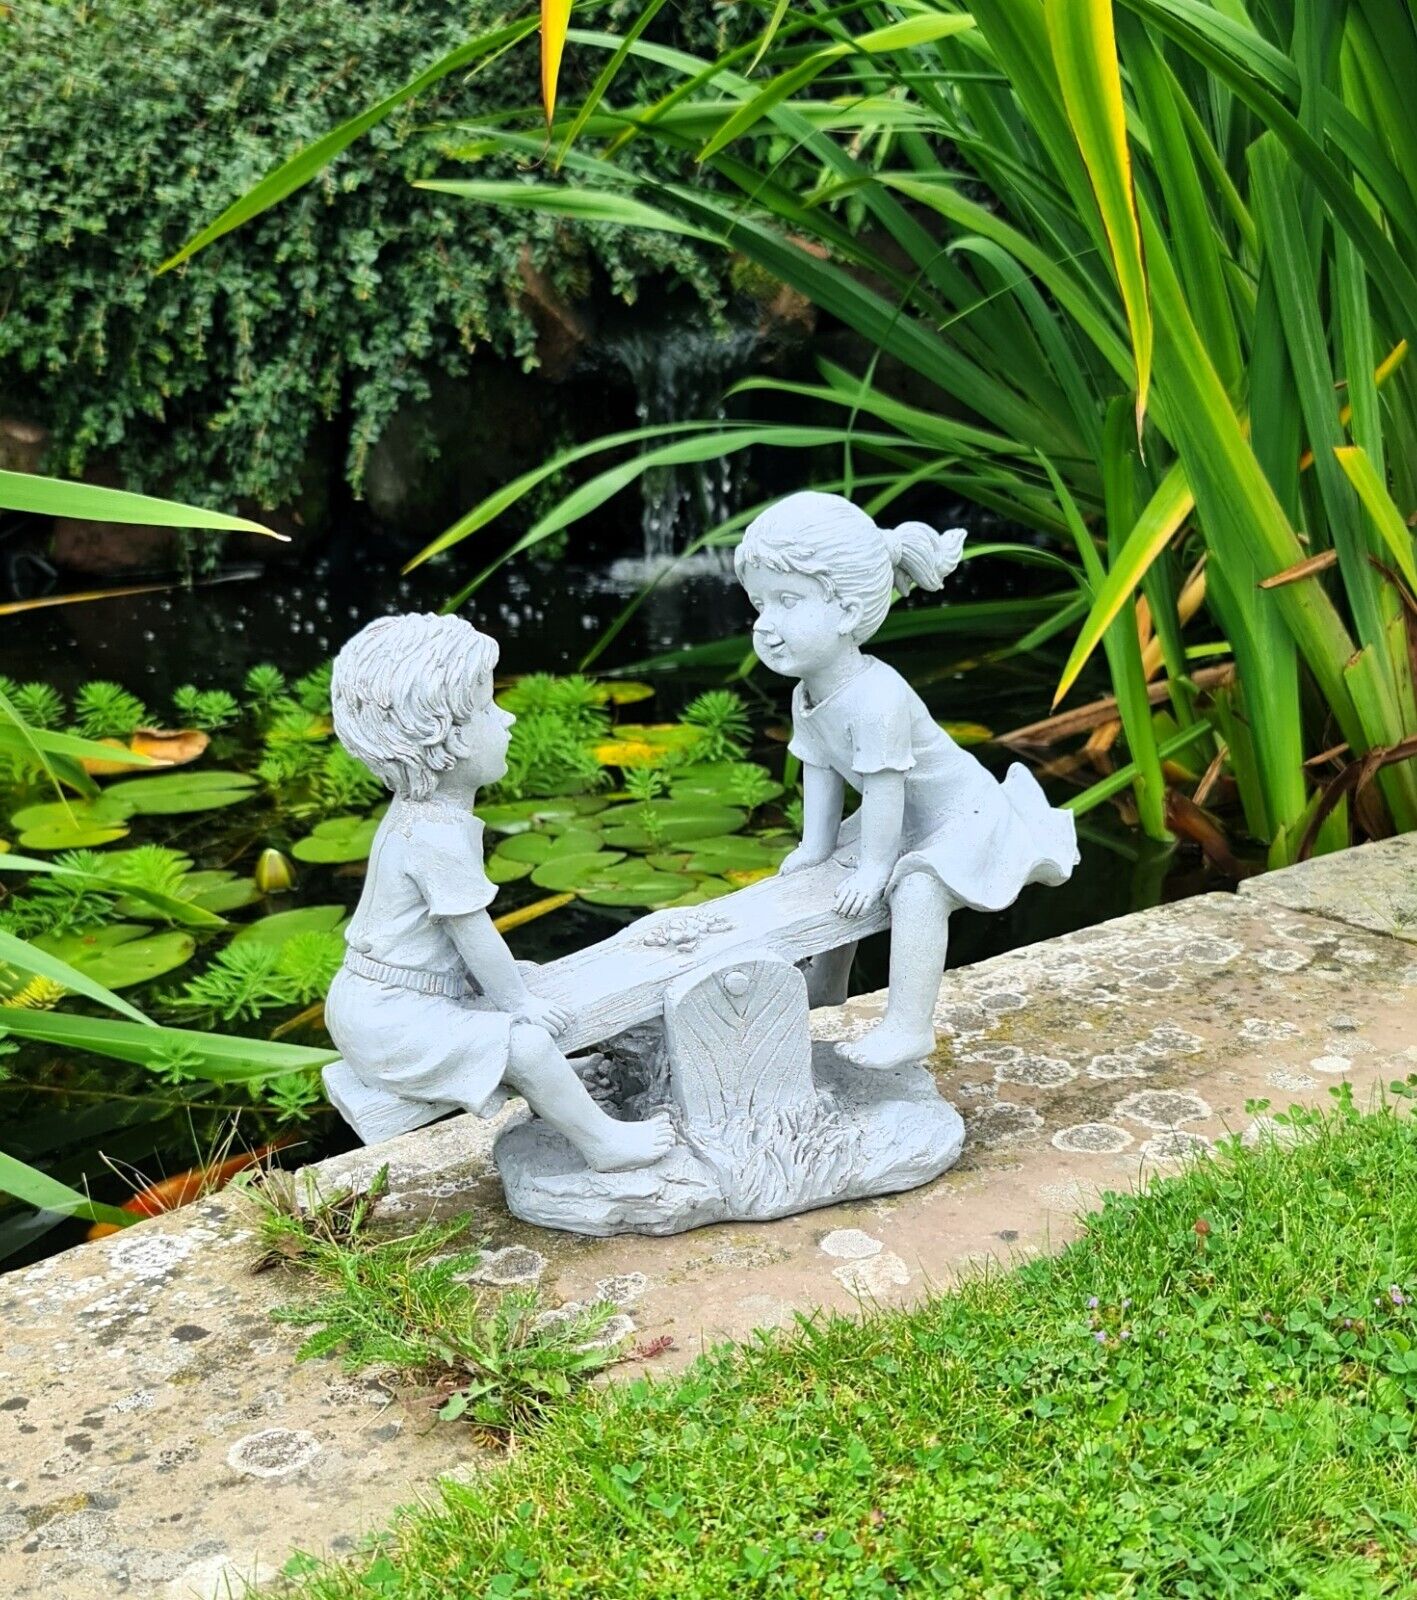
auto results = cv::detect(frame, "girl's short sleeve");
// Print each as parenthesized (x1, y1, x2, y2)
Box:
(406, 815, 497, 918)
(787, 685, 831, 769)
(848, 676, 917, 775)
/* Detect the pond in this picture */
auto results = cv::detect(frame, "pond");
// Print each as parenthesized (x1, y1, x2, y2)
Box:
(0, 526, 1219, 1269)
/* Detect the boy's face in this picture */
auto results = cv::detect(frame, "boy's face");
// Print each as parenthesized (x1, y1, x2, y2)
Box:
(742, 564, 856, 678)
(452, 700, 516, 788)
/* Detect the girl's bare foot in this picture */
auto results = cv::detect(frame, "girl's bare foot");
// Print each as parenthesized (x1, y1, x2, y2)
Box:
(582, 1112, 675, 1172)
(840, 1022, 935, 1070)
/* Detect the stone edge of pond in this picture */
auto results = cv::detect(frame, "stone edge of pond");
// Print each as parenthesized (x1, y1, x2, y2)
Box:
(2, 834, 1415, 1600)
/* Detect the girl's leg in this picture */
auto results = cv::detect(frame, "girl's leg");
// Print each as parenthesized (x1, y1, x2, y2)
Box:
(803, 939, 857, 1008)
(840, 873, 953, 1070)
(503, 1023, 674, 1172)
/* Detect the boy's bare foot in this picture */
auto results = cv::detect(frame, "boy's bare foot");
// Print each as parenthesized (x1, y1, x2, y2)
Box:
(583, 1112, 675, 1172)
(840, 1023, 935, 1070)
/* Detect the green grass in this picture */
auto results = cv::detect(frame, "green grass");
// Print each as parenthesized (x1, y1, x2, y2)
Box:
(279, 1099, 1417, 1598)
(249, 1165, 620, 1433)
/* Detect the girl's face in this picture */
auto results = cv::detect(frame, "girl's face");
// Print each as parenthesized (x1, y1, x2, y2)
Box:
(451, 698, 516, 789)
(742, 564, 857, 678)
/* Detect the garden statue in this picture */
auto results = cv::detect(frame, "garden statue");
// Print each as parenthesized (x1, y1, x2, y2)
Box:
(320, 495, 1078, 1237)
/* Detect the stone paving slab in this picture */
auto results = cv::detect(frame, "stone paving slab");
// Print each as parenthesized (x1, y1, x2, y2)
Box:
(4, 876, 1417, 1598)
(1239, 832, 1417, 942)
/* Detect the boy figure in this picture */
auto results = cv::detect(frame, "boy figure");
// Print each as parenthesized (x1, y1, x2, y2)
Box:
(325, 613, 674, 1171)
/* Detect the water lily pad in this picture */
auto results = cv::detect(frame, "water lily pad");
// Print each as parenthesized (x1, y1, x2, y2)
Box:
(669, 877, 737, 907)
(530, 851, 628, 892)
(12, 791, 133, 827)
(601, 800, 746, 848)
(113, 869, 257, 919)
(548, 827, 605, 854)
(232, 904, 348, 948)
(292, 814, 381, 863)
(181, 872, 260, 914)
(595, 681, 655, 705)
(487, 852, 534, 885)
(11, 793, 133, 848)
(33, 923, 196, 989)
(476, 797, 607, 834)
(578, 863, 687, 909)
(104, 770, 259, 815)
(498, 827, 604, 866)
(538, 815, 606, 838)
(669, 762, 783, 803)
(14, 815, 132, 850)
(644, 852, 692, 873)
(683, 836, 793, 875)
(496, 832, 558, 865)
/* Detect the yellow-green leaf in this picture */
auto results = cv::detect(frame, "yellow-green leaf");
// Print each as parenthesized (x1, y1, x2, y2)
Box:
(0, 470, 281, 540)
(1053, 460, 1192, 706)
(1334, 444, 1417, 593)
(542, 0, 574, 124)
(1046, 0, 1152, 439)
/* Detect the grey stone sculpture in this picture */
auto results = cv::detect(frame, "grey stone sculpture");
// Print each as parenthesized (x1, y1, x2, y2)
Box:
(321, 493, 1079, 1237)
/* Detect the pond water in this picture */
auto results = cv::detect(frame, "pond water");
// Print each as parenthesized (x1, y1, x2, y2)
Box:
(0, 530, 1218, 1268)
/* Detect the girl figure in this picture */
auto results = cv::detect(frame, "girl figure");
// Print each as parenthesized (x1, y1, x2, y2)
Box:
(737, 492, 1079, 1070)
(325, 613, 674, 1171)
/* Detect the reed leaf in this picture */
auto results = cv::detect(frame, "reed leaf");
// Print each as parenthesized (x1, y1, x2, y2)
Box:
(1046, 0, 1152, 439)
(0, 1010, 337, 1083)
(0, 930, 153, 1026)
(0, 470, 279, 539)
(1334, 446, 1417, 594)
(0, 1151, 135, 1229)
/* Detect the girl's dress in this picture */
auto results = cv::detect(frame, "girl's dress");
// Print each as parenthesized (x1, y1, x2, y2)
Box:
(324, 795, 512, 1115)
(788, 656, 1078, 910)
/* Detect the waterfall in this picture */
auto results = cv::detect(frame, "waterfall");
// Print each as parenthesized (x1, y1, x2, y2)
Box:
(602, 317, 761, 574)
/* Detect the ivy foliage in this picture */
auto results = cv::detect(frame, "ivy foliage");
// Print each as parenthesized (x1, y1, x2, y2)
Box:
(0, 0, 735, 510)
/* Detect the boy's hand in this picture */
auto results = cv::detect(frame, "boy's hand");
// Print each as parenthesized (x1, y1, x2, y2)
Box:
(835, 866, 891, 918)
(514, 993, 570, 1036)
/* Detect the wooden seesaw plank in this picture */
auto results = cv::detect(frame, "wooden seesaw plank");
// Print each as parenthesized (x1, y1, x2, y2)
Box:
(534, 853, 887, 1055)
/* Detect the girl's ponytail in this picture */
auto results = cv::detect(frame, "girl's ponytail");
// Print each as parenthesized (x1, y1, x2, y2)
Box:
(885, 521, 967, 597)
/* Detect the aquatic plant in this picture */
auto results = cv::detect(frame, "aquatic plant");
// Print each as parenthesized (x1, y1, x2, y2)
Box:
(243, 665, 289, 714)
(682, 689, 751, 763)
(73, 681, 150, 740)
(172, 686, 240, 732)
(165, 932, 345, 1026)
(7, 683, 66, 732)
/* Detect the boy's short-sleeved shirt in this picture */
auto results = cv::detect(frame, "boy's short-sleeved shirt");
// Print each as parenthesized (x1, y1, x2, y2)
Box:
(345, 796, 496, 973)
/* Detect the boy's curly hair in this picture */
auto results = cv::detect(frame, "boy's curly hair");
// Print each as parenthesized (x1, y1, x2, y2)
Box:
(331, 613, 498, 800)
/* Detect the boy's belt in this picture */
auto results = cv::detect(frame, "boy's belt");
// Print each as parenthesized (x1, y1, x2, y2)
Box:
(342, 949, 472, 999)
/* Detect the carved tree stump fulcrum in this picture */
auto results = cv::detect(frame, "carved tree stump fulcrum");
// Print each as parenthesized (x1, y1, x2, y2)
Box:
(492, 860, 964, 1236)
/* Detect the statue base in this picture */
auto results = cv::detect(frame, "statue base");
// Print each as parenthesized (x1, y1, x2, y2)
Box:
(493, 949, 964, 1237)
